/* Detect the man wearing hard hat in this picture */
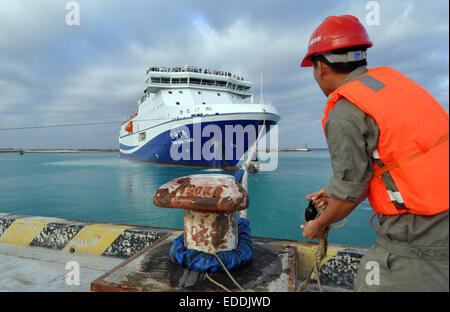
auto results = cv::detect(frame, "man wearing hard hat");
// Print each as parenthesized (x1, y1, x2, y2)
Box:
(300, 15, 449, 291)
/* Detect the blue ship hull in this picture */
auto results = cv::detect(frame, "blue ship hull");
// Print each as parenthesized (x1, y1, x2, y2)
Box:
(119, 118, 277, 168)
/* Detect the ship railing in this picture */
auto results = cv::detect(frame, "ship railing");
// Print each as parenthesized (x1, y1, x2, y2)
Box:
(145, 79, 252, 97)
(251, 96, 272, 106)
(146, 66, 247, 81)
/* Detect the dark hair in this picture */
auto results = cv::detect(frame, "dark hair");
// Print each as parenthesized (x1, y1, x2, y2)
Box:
(311, 45, 369, 74)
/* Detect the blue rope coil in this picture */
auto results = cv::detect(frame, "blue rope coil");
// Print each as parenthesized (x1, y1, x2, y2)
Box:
(169, 218, 254, 273)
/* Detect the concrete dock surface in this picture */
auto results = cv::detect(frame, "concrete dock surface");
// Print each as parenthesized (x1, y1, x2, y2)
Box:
(0, 213, 366, 292)
(0, 242, 123, 292)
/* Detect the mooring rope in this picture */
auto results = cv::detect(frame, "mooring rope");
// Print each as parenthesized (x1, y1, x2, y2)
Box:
(205, 272, 232, 292)
(297, 209, 347, 292)
(203, 253, 247, 292)
(204, 121, 267, 292)
(213, 253, 245, 291)
(0, 118, 175, 132)
(240, 120, 266, 219)
(204, 253, 246, 292)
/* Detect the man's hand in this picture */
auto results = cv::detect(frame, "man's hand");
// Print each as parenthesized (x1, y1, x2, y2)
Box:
(302, 189, 360, 241)
(300, 219, 327, 240)
(306, 188, 329, 210)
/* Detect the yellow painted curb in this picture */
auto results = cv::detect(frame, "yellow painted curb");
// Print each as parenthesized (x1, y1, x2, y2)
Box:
(63, 224, 133, 256)
(0, 216, 61, 246)
(270, 240, 341, 279)
(296, 245, 339, 279)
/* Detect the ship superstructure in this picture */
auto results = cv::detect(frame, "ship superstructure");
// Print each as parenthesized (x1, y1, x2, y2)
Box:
(119, 66, 280, 168)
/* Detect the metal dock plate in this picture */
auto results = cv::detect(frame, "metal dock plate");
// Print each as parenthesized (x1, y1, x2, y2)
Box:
(91, 234, 297, 292)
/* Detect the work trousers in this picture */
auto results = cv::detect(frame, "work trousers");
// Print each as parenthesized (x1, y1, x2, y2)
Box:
(354, 211, 449, 292)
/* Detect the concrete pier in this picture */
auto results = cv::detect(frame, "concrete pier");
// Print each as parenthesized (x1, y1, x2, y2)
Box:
(0, 242, 123, 292)
(0, 212, 367, 292)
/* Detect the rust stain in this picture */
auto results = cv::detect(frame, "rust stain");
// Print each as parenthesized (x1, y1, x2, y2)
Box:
(176, 176, 191, 186)
(213, 186, 224, 198)
(153, 174, 248, 212)
(211, 214, 228, 249)
(15, 276, 32, 286)
(153, 188, 171, 206)
(190, 223, 207, 247)
(220, 196, 235, 208)
(192, 197, 219, 209)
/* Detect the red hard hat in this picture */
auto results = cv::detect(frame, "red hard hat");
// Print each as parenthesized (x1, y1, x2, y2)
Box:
(300, 15, 373, 67)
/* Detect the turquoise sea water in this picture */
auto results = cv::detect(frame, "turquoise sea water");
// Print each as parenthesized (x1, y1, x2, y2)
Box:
(0, 151, 376, 247)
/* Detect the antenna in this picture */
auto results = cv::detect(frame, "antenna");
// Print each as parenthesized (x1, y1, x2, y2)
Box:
(260, 72, 263, 104)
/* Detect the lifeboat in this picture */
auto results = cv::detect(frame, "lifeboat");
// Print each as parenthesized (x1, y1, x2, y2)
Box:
(125, 122, 133, 132)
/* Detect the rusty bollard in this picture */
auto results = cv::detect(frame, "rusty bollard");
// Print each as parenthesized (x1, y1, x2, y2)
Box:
(153, 174, 249, 254)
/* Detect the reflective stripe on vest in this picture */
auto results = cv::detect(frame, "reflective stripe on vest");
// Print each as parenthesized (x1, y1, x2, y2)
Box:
(372, 149, 380, 159)
(358, 75, 386, 92)
(323, 66, 449, 216)
(373, 149, 406, 205)
(387, 190, 405, 204)
(374, 132, 449, 177)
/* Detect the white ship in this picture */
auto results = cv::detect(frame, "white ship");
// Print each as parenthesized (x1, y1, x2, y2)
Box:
(119, 66, 280, 168)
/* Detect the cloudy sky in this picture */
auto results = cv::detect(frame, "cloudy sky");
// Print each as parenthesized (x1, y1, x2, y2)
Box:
(0, 0, 448, 149)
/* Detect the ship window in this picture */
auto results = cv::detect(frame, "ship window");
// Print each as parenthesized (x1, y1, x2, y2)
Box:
(217, 93, 221, 96)
(176, 102, 180, 105)
(172, 78, 180, 83)
(180, 78, 188, 83)
(168, 91, 172, 94)
(180, 110, 183, 114)
(198, 91, 202, 94)
(179, 90, 183, 94)
(151, 77, 161, 83)
(190, 78, 201, 84)
(202, 102, 206, 104)
(216, 80, 226, 87)
(161, 77, 170, 83)
(202, 79, 214, 86)
(139, 132, 146, 141)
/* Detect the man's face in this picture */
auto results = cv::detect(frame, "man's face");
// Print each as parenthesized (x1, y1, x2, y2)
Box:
(312, 61, 328, 96)
(313, 62, 320, 84)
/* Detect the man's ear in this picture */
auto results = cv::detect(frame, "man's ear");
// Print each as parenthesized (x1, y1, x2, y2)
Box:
(317, 60, 328, 79)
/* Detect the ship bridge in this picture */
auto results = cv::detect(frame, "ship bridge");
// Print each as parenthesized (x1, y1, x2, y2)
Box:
(144, 67, 252, 98)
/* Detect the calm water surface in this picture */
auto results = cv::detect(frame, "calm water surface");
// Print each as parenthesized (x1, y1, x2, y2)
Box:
(0, 151, 376, 247)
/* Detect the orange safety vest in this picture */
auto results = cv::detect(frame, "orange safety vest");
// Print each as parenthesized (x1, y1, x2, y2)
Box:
(323, 67, 449, 216)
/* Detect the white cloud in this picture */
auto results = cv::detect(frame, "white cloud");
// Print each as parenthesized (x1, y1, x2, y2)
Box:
(0, 0, 447, 149)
